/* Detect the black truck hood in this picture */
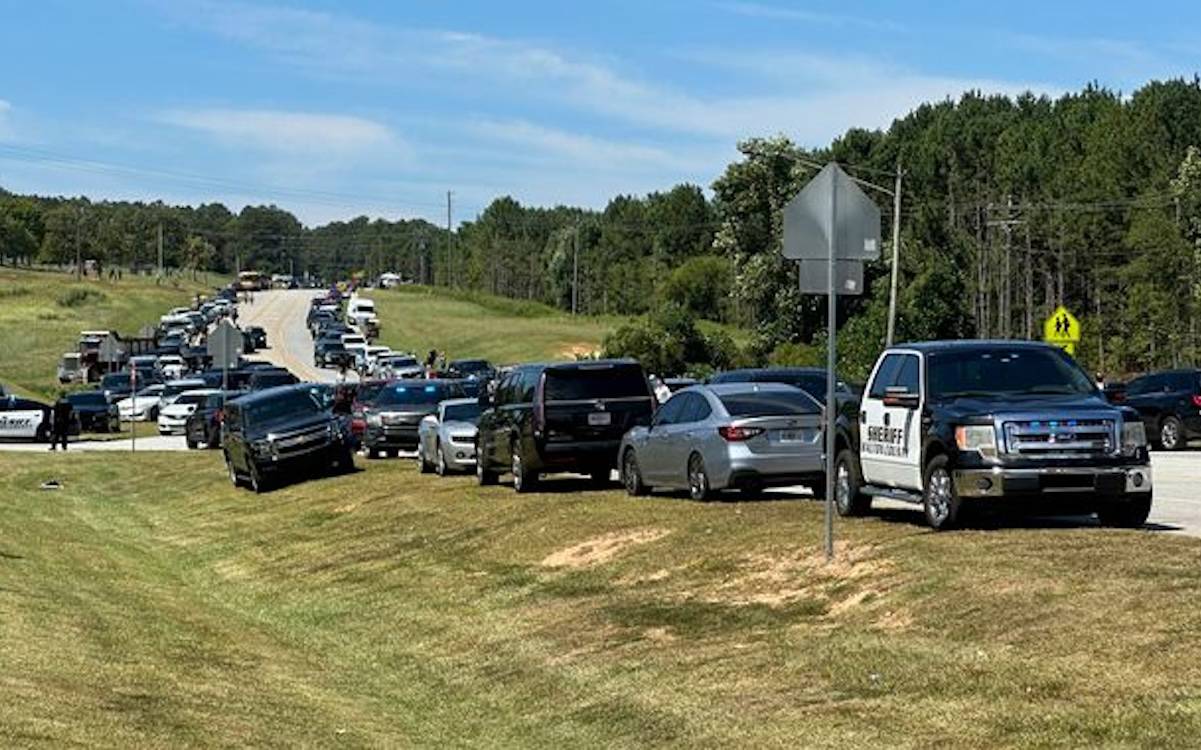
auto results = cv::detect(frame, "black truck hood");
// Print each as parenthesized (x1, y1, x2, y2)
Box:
(930, 392, 1126, 421)
(246, 413, 331, 440)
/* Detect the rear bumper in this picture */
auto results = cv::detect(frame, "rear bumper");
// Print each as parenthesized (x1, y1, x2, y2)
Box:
(953, 464, 1152, 498)
(720, 453, 825, 490)
(533, 439, 622, 470)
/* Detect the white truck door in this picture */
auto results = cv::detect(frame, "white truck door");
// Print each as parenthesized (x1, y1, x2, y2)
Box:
(860, 351, 924, 490)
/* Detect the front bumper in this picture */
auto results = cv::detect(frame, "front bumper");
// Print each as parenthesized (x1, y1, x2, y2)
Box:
(364, 425, 419, 448)
(954, 464, 1152, 498)
(443, 438, 477, 468)
(157, 416, 189, 434)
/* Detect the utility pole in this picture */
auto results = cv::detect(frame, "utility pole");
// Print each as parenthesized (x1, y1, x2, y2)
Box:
(446, 190, 453, 287)
(986, 196, 1023, 339)
(75, 207, 82, 281)
(156, 222, 164, 277)
(885, 162, 903, 346)
(572, 223, 580, 315)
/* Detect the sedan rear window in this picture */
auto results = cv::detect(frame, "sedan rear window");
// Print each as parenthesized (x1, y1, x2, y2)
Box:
(718, 390, 821, 417)
(544, 366, 649, 401)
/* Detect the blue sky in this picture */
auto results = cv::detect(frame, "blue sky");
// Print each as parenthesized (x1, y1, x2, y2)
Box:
(1, 0, 1199, 226)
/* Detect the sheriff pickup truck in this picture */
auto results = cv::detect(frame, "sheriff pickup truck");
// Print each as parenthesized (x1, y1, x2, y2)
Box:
(831, 341, 1153, 530)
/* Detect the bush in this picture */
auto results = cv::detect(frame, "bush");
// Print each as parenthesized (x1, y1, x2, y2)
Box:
(56, 287, 107, 308)
(660, 255, 731, 321)
(603, 305, 746, 377)
(768, 341, 821, 367)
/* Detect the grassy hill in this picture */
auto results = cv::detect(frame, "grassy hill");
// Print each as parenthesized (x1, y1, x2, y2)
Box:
(3, 451, 1200, 747)
(0, 268, 217, 400)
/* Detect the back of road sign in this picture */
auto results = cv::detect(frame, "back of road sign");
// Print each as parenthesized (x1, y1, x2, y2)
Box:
(783, 164, 882, 262)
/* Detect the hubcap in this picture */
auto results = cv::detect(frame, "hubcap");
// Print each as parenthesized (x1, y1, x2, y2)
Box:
(689, 459, 706, 499)
(927, 468, 952, 523)
(437, 446, 446, 475)
(835, 462, 851, 510)
(624, 455, 638, 492)
(1163, 421, 1179, 448)
(512, 452, 522, 488)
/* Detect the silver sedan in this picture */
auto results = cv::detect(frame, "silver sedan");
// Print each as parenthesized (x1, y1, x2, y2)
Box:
(619, 383, 824, 500)
(418, 398, 482, 475)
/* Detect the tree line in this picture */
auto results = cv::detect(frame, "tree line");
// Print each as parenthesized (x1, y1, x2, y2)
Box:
(4, 78, 1201, 378)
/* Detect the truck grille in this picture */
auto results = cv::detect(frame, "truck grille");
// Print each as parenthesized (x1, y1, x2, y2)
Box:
(273, 424, 330, 456)
(1002, 418, 1115, 457)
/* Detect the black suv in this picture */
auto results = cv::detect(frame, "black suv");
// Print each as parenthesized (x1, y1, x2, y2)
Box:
(67, 390, 119, 432)
(1122, 369, 1201, 450)
(248, 368, 299, 391)
(223, 385, 354, 492)
(476, 359, 655, 491)
(185, 390, 242, 449)
(362, 379, 465, 457)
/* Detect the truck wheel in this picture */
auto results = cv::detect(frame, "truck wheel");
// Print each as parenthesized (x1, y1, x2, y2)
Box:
(247, 461, 268, 493)
(834, 449, 872, 517)
(476, 450, 497, 486)
(1097, 493, 1152, 528)
(419, 446, 433, 473)
(922, 454, 962, 531)
(511, 445, 537, 493)
(687, 453, 714, 502)
(1159, 416, 1184, 451)
(186, 436, 198, 450)
(622, 448, 649, 497)
(225, 453, 243, 488)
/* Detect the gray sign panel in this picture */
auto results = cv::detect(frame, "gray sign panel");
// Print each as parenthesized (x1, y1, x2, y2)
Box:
(208, 321, 242, 369)
(799, 260, 864, 296)
(783, 163, 882, 262)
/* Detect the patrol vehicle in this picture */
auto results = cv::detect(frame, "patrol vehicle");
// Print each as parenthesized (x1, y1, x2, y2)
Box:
(832, 341, 1153, 530)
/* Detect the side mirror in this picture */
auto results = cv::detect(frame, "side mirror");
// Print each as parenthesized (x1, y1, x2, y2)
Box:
(882, 386, 920, 409)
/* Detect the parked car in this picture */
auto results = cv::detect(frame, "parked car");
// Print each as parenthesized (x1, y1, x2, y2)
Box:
(160, 378, 208, 411)
(1121, 369, 1201, 450)
(185, 390, 242, 449)
(314, 336, 352, 368)
(67, 390, 119, 433)
(448, 358, 495, 382)
(374, 353, 423, 379)
(349, 379, 391, 440)
(0, 394, 53, 441)
(475, 359, 655, 491)
(223, 385, 355, 492)
(362, 380, 466, 458)
(619, 383, 824, 500)
(418, 398, 482, 475)
(248, 368, 299, 391)
(709, 367, 852, 403)
(245, 326, 268, 350)
(156, 354, 187, 380)
(158, 389, 218, 435)
(116, 384, 166, 421)
(99, 372, 136, 403)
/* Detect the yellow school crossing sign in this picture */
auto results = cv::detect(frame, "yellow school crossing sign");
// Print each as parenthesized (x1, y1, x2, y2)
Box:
(1043, 305, 1081, 356)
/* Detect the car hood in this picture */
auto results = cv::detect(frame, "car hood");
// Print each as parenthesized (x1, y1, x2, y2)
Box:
(247, 412, 331, 440)
(930, 392, 1121, 422)
(161, 403, 198, 418)
(441, 420, 478, 435)
(117, 396, 157, 409)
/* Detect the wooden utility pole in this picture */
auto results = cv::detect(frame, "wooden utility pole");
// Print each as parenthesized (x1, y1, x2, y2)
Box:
(885, 162, 904, 346)
(75, 207, 82, 280)
(156, 222, 164, 277)
(572, 223, 580, 316)
(986, 195, 1023, 339)
(445, 191, 453, 287)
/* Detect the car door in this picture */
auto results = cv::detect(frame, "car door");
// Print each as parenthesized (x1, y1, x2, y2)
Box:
(640, 394, 685, 484)
(859, 352, 924, 490)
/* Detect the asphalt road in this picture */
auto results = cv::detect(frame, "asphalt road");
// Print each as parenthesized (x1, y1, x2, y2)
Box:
(239, 289, 351, 384)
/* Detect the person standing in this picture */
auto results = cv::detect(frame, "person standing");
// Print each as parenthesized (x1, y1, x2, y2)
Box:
(50, 391, 73, 451)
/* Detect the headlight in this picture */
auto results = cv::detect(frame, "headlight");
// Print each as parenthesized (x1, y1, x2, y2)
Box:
(955, 424, 998, 459)
(252, 439, 274, 457)
(1121, 421, 1147, 454)
(366, 414, 382, 427)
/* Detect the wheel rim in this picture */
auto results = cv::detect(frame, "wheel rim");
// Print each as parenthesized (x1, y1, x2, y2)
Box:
(688, 457, 707, 500)
(436, 445, 446, 475)
(227, 459, 238, 485)
(248, 466, 260, 492)
(927, 468, 952, 524)
(512, 451, 522, 490)
(835, 461, 851, 511)
(1163, 420, 1179, 448)
(623, 453, 639, 493)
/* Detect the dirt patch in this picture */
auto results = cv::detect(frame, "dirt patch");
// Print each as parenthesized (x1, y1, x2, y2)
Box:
(557, 343, 600, 359)
(542, 528, 671, 569)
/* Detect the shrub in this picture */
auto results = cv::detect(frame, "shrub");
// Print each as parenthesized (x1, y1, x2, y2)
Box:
(56, 287, 107, 308)
(660, 255, 731, 321)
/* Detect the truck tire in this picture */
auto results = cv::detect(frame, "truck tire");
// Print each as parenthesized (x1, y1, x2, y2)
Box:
(922, 454, 963, 531)
(476, 450, 497, 486)
(511, 444, 537, 493)
(834, 449, 872, 517)
(1097, 493, 1152, 528)
(1159, 416, 1185, 451)
(226, 453, 243, 488)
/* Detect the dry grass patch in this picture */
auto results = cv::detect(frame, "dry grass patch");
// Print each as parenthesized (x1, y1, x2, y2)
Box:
(541, 528, 672, 568)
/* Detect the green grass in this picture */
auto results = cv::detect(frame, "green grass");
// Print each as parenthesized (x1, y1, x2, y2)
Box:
(3, 451, 1201, 747)
(367, 285, 625, 364)
(0, 268, 217, 400)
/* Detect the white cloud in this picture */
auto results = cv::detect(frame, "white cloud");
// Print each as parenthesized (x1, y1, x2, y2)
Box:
(464, 119, 700, 172)
(713, 2, 904, 31)
(155, 108, 400, 155)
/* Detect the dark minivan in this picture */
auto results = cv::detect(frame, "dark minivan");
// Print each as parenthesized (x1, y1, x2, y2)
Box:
(475, 359, 655, 492)
(223, 385, 354, 492)
(1122, 369, 1201, 450)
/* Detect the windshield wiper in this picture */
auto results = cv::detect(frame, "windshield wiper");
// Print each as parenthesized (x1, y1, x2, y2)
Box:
(936, 390, 999, 399)
(1019, 385, 1082, 395)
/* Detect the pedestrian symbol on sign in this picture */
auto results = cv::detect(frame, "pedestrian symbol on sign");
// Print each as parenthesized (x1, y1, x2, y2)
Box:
(1044, 305, 1081, 356)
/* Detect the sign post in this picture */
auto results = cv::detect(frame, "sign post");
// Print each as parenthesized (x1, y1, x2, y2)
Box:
(1043, 305, 1081, 356)
(208, 320, 243, 417)
(129, 363, 137, 453)
(784, 163, 880, 561)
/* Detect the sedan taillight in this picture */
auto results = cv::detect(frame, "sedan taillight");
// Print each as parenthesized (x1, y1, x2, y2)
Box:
(718, 425, 764, 442)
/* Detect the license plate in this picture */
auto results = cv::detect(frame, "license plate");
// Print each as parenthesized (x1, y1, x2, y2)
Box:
(776, 430, 802, 443)
(588, 412, 611, 426)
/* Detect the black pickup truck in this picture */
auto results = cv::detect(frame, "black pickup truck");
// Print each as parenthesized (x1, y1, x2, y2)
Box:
(831, 341, 1153, 530)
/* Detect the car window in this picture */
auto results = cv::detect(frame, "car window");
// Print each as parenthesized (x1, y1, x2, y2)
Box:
(894, 355, 920, 394)
(1170, 372, 1197, 391)
(679, 393, 713, 423)
(1125, 376, 1148, 396)
(654, 393, 687, 426)
(543, 365, 648, 401)
(718, 389, 822, 417)
(868, 355, 906, 399)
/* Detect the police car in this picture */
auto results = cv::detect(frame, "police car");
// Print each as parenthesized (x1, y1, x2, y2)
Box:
(0, 394, 53, 441)
(831, 341, 1153, 530)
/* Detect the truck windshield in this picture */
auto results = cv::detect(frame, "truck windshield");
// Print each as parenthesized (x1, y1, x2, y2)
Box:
(927, 349, 1095, 399)
(376, 384, 451, 407)
(443, 402, 482, 423)
(246, 390, 322, 423)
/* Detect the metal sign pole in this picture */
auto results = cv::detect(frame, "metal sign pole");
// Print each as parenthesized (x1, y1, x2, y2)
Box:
(824, 178, 838, 563)
(130, 363, 137, 454)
